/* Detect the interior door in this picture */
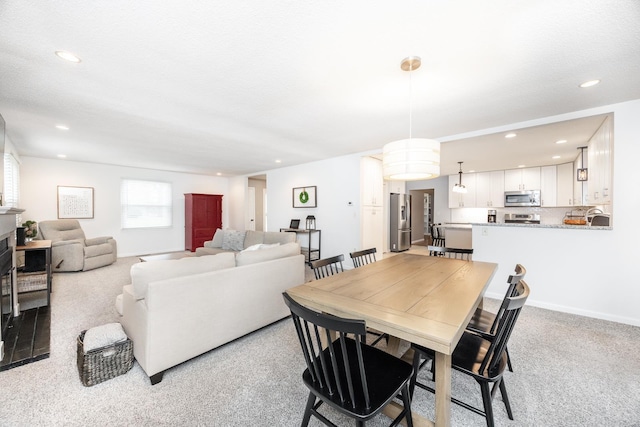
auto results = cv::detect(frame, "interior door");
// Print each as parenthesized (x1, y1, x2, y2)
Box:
(246, 187, 256, 231)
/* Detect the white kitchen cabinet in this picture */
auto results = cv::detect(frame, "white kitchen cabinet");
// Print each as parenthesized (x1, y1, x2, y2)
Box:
(361, 206, 384, 256)
(448, 173, 476, 208)
(504, 167, 541, 191)
(360, 156, 383, 206)
(587, 117, 612, 205)
(475, 171, 505, 208)
(556, 162, 575, 206)
(540, 165, 557, 206)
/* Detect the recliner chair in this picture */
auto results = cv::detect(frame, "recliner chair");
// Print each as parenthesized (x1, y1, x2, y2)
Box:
(38, 219, 117, 272)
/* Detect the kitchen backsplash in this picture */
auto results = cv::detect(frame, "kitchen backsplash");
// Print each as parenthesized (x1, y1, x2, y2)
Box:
(450, 205, 610, 225)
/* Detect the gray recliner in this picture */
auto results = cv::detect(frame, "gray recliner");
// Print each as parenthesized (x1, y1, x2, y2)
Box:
(38, 219, 117, 272)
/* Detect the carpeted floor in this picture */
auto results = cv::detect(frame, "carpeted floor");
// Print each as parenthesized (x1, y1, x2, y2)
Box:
(1, 255, 639, 426)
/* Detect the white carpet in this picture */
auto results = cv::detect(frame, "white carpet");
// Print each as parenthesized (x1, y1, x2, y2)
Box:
(0, 256, 639, 426)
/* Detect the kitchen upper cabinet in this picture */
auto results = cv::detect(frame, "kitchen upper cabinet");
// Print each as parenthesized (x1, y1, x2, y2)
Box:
(448, 173, 476, 208)
(587, 117, 612, 205)
(475, 171, 505, 208)
(556, 162, 575, 206)
(540, 166, 557, 206)
(504, 167, 541, 191)
(361, 157, 383, 206)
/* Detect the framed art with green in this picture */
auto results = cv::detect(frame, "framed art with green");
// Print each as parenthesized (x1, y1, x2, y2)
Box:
(293, 186, 317, 208)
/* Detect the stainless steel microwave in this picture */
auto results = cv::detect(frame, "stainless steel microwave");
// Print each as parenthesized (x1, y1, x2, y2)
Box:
(504, 190, 541, 207)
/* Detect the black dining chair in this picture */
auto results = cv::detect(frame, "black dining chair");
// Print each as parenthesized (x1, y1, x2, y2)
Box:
(430, 224, 446, 246)
(310, 254, 345, 280)
(427, 245, 474, 261)
(466, 264, 527, 372)
(349, 248, 377, 268)
(282, 292, 414, 427)
(409, 280, 530, 427)
(349, 248, 388, 346)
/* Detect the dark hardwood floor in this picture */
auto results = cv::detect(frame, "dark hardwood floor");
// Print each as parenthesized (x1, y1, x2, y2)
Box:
(0, 305, 50, 371)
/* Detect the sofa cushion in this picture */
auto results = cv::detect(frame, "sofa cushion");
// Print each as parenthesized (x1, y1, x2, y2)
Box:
(236, 242, 300, 266)
(243, 230, 264, 248)
(131, 252, 235, 300)
(222, 230, 246, 251)
(263, 231, 296, 245)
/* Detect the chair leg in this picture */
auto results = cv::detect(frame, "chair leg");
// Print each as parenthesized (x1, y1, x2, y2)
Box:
(506, 346, 514, 372)
(301, 392, 315, 427)
(400, 385, 414, 427)
(409, 350, 422, 398)
(479, 382, 495, 427)
(498, 377, 514, 420)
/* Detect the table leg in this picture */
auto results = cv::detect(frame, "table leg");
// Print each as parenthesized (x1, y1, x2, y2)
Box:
(434, 351, 452, 427)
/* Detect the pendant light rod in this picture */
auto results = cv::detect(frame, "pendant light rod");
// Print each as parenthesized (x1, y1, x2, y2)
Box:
(401, 56, 421, 140)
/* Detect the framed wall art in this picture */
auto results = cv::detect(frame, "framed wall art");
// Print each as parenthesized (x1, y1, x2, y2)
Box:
(292, 186, 317, 208)
(57, 186, 94, 219)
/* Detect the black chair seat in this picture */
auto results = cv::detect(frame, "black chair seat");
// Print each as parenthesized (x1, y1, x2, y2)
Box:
(413, 332, 508, 380)
(303, 337, 413, 420)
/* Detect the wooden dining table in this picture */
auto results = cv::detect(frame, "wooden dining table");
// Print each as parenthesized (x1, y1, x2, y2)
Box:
(286, 252, 498, 427)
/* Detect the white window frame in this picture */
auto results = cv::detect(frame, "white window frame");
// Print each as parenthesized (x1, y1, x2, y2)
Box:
(121, 179, 172, 229)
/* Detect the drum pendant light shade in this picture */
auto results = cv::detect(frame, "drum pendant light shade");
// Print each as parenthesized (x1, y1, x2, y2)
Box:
(382, 56, 440, 181)
(382, 138, 440, 180)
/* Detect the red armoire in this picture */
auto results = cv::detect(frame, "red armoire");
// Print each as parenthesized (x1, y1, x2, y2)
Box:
(185, 193, 223, 252)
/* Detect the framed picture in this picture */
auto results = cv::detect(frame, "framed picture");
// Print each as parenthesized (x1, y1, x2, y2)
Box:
(293, 186, 317, 208)
(57, 186, 94, 219)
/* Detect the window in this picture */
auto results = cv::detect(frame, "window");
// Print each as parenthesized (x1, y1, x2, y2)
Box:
(121, 179, 172, 229)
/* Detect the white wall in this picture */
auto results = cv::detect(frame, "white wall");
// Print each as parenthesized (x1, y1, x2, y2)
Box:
(20, 157, 228, 256)
(265, 153, 361, 265)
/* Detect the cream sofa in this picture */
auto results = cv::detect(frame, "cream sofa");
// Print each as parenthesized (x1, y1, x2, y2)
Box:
(194, 229, 296, 256)
(117, 241, 305, 384)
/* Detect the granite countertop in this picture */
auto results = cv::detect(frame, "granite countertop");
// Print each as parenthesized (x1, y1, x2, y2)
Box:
(470, 222, 612, 230)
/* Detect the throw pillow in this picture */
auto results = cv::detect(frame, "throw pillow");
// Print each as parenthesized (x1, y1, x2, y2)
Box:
(222, 230, 246, 251)
(210, 229, 224, 248)
(236, 242, 300, 266)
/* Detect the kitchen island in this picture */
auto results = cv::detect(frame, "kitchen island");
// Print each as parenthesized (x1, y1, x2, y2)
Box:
(471, 222, 612, 230)
(441, 223, 472, 249)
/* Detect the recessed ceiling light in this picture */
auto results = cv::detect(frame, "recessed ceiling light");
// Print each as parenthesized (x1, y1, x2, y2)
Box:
(552, 155, 561, 159)
(468, 170, 476, 173)
(216, 172, 222, 176)
(57, 154, 67, 158)
(555, 139, 567, 144)
(518, 164, 526, 168)
(55, 50, 81, 63)
(275, 159, 282, 163)
(505, 133, 517, 139)
(56, 125, 69, 130)
(579, 79, 600, 88)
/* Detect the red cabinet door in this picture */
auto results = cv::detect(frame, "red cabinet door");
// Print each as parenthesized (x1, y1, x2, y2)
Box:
(185, 194, 223, 251)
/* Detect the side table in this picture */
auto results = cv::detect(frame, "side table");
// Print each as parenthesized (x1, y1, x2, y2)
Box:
(16, 240, 52, 308)
(280, 228, 321, 265)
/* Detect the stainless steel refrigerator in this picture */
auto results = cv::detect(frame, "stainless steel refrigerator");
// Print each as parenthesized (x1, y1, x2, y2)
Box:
(390, 193, 411, 252)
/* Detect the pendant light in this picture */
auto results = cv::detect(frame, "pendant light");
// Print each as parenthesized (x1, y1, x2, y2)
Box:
(577, 146, 588, 181)
(383, 56, 440, 181)
(453, 161, 467, 193)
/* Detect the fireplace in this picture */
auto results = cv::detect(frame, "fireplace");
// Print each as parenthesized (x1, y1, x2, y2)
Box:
(0, 236, 12, 341)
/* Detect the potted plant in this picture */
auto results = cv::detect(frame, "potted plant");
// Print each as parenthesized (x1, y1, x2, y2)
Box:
(22, 220, 38, 242)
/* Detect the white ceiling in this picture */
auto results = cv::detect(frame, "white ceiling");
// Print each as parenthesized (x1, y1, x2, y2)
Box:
(1, 1, 639, 177)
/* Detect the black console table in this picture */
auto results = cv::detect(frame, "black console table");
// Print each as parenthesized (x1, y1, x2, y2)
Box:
(280, 228, 321, 265)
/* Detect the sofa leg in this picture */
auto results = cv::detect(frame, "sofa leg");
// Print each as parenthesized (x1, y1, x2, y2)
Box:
(150, 372, 165, 385)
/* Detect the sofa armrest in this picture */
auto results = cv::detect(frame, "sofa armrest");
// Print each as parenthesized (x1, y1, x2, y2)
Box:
(51, 239, 84, 247)
(86, 236, 114, 246)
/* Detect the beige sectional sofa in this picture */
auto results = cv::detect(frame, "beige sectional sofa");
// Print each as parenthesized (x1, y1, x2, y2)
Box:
(116, 241, 305, 384)
(194, 229, 296, 256)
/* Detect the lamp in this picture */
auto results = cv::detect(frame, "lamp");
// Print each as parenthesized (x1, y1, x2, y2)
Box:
(453, 161, 467, 193)
(305, 215, 316, 230)
(577, 146, 588, 181)
(383, 56, 440, 181)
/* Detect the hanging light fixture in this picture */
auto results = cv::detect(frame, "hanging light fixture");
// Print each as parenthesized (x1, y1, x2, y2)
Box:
(577, 146, 588, 181)
(383, 56, 440, 181)
(453, 161, 467, 193)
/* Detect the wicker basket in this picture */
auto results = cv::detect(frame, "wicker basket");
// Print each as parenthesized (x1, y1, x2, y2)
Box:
(77, 330, 134, 387)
